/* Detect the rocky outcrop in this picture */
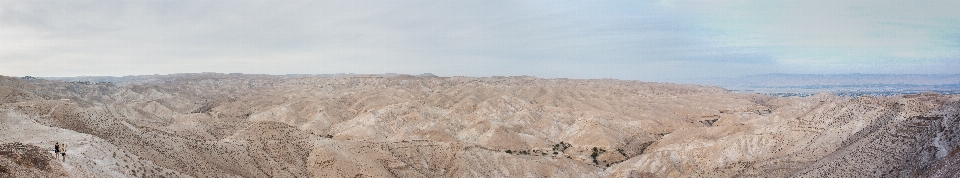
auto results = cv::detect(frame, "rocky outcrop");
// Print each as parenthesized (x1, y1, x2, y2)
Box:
(0, 142, 68, 177)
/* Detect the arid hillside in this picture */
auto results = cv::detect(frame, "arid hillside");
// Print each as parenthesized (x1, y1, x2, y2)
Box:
(1, 73, 958, 177)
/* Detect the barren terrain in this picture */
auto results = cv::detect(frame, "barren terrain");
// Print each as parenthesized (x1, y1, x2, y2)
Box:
(1, 73, 959, 177)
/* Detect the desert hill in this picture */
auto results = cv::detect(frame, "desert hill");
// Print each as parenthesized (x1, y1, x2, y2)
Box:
(1, 73, 958, 177)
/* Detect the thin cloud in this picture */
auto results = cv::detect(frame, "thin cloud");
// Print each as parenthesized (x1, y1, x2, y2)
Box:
(1, 0, 957, 80)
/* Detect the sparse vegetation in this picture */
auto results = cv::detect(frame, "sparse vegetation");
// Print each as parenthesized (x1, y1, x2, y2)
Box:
(591, 147, 606, 166)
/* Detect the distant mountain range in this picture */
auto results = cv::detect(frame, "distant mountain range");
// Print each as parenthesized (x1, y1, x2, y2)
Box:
(30, 72, 960, 95)
(690, 73, 960, 95)
(713, 73, 960, 87)
(38, 72, 440, 84)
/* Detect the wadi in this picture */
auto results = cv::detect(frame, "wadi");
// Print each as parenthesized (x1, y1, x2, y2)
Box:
(1, 73, 958, 177)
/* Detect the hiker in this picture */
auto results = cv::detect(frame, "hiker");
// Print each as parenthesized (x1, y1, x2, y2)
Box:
(61, 144, 67, 162)
(54, 142, 61, 160)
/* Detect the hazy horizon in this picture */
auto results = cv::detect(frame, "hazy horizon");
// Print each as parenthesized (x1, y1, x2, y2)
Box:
(3, 0, 959, 82)
(16, 71, 960, 79)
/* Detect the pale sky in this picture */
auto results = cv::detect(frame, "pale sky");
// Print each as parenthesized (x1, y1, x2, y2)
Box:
(1, 0, 958, 81)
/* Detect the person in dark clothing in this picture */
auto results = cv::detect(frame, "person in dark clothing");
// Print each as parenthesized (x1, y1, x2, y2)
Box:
(54, 142, 61, 160)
